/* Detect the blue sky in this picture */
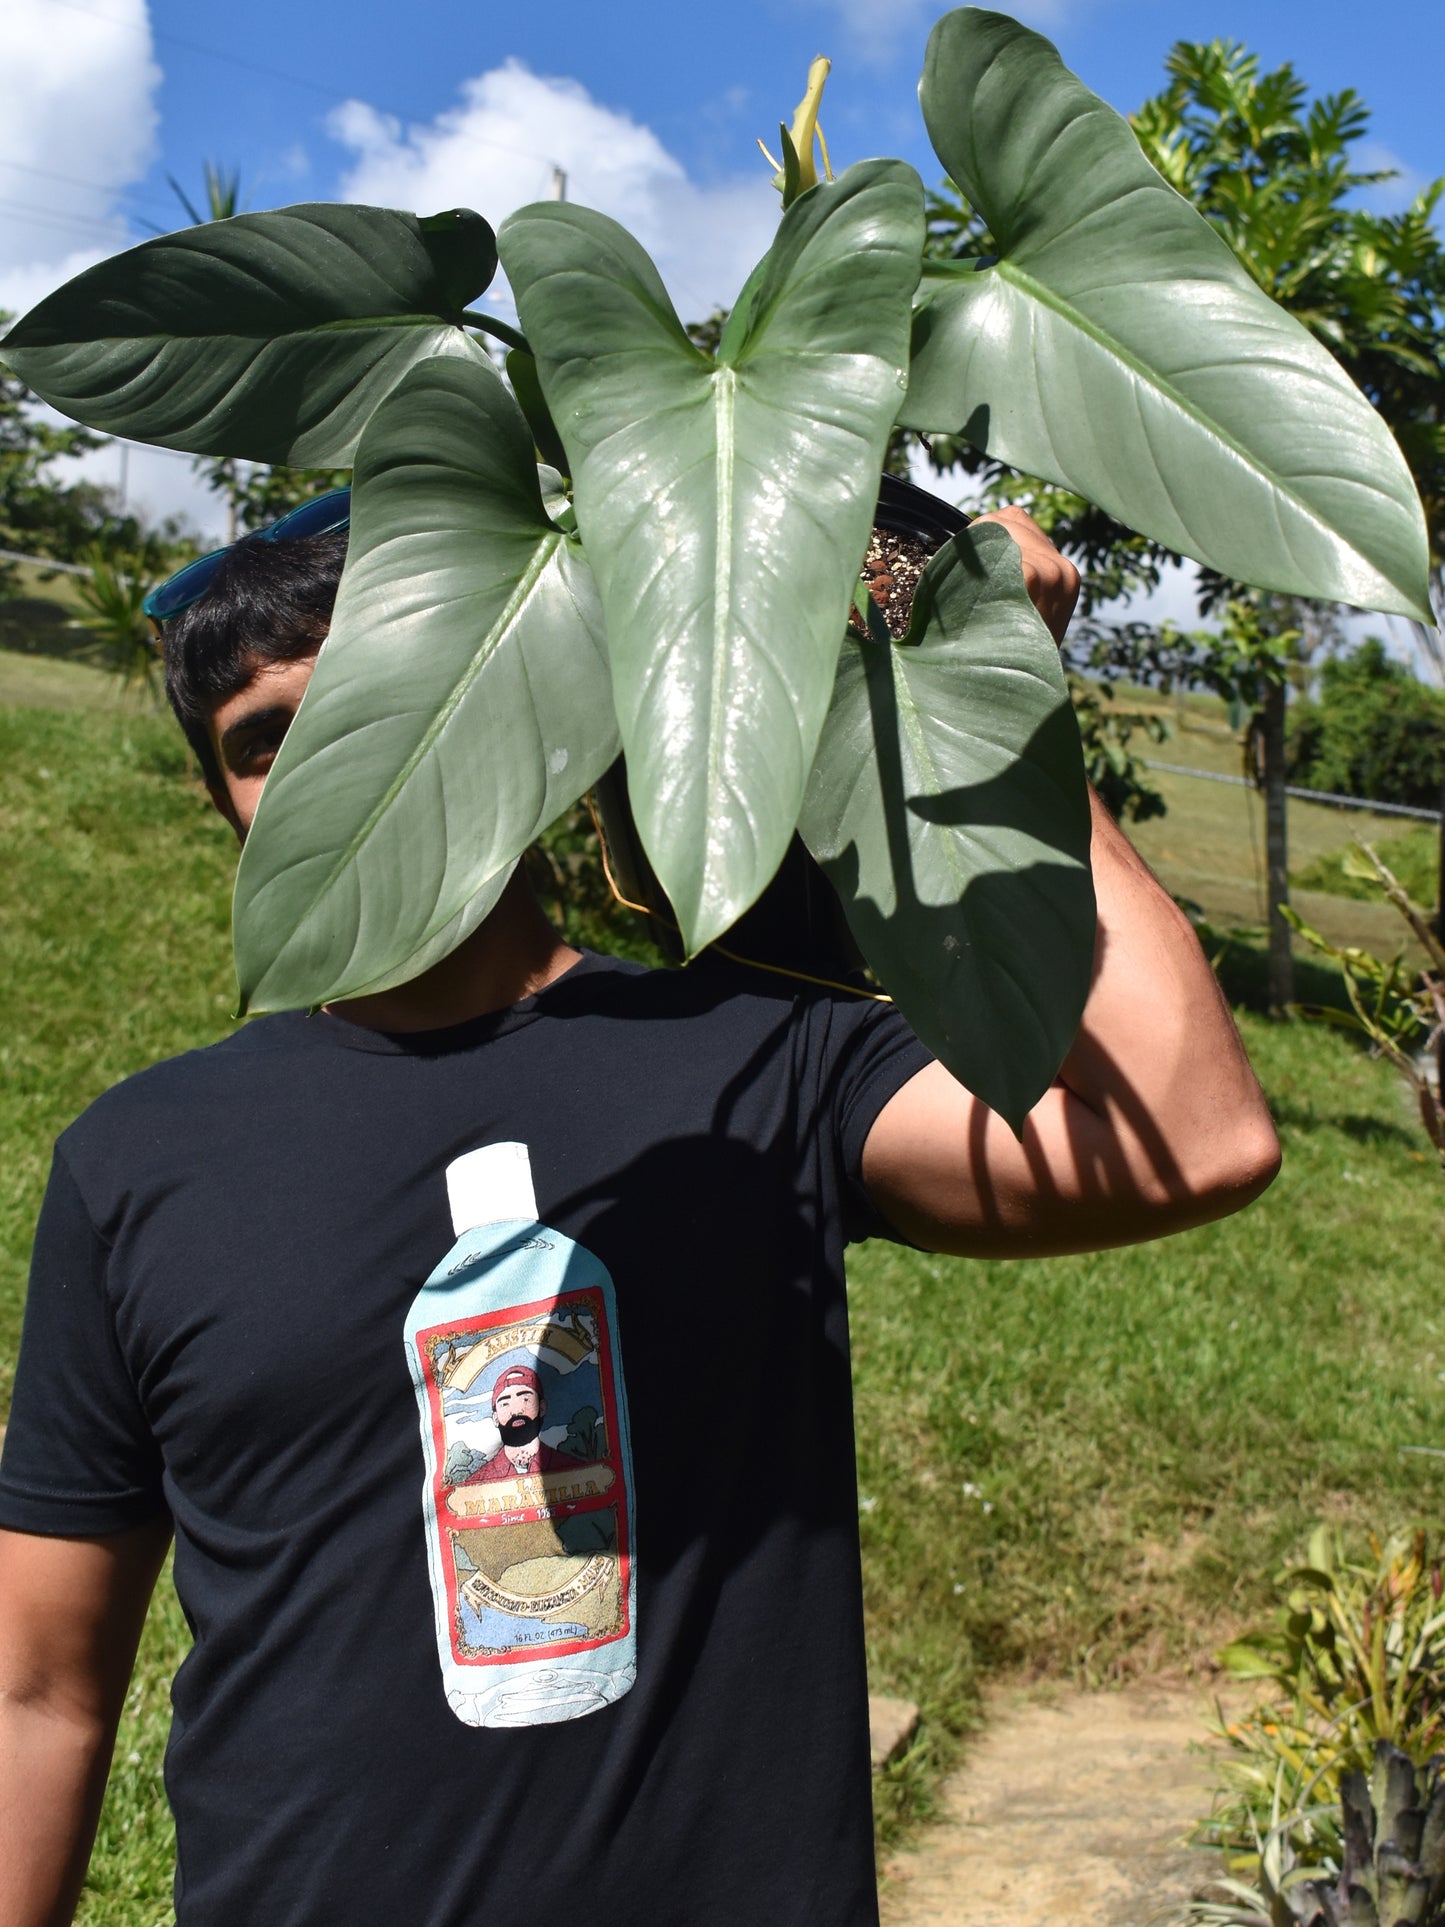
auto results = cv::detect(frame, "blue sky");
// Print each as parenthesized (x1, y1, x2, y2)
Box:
(93, 0, 1445, 227)
(118, 0, 1445, 218)
(2, 0, 1440, 540)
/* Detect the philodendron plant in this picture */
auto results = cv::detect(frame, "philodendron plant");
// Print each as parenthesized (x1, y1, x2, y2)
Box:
(2, 10, 1429, 1130)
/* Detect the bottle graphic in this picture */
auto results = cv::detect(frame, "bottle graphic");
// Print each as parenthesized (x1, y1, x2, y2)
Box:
(403, 1142, 637, 1728)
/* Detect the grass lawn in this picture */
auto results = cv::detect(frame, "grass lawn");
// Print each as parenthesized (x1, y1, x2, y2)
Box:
(1121, 692, 1438, 962)
(1, 678, 1440, 1919)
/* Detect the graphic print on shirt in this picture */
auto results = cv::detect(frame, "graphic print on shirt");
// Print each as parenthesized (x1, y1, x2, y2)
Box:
(403, 1142, 636, 1729)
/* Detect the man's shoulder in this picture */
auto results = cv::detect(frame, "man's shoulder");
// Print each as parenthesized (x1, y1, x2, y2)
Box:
(58, 1013, 306, 1154)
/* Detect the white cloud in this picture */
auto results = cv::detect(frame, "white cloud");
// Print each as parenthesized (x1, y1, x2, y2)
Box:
(0, 6, 226, 539)
(0, 0, 161, 318)
(329, 60, 780, 323)
(1355, 142, 1431, 217)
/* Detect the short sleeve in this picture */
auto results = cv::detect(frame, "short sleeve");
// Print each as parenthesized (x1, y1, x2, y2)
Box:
(0, 1146, 167, 1535)
(818, 996, 933, 1244)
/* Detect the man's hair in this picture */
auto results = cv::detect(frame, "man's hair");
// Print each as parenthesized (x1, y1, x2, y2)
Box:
(162, 529, 348, 789)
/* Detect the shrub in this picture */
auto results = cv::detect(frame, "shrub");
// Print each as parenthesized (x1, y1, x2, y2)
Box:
(1289, 641, 1445, 812)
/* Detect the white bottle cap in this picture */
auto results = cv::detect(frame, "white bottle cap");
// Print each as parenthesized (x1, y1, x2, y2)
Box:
(446, 1142, 538, 1235)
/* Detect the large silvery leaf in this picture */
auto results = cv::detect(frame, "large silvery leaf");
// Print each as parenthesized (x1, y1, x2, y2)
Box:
(499, 160, 924, 954)
(798, 523, 1093, 1133)
(1, 204, 495, 465)
(902, 9, 1431, 621)
(233, 353, 616, 1013)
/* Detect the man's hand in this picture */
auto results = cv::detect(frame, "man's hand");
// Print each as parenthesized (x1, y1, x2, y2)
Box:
(0, 1517, 170, 1927)
(973, 505, 1080, 646)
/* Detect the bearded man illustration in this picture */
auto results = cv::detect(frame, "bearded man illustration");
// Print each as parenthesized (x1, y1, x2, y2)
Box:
(456, 1366, 583, 1483)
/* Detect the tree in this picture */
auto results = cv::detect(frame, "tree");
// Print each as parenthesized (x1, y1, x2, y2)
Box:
(919, 40, 1445, 1008)
(0, 321, 109, 594)
(1289, 637, 1445, 811)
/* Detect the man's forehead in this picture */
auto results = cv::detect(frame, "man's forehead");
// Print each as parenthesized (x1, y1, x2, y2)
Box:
(227, 650, 318, 705)
(210, 652, 319, 739)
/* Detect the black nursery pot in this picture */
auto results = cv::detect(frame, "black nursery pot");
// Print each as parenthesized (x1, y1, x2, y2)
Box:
(591, 473, 970, 979)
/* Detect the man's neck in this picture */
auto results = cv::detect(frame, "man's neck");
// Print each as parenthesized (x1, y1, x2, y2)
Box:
(327, 870, 582, 1034)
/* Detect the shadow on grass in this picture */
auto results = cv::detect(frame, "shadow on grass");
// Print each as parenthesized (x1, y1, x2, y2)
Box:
(1201, 925, 1354, 1017)
(1268, 1096, 1421, 1149)
(0, 595, 93, 661)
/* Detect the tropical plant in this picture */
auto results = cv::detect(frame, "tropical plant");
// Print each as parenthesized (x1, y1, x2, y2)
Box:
(0, 10, 1430, 1127)
(1185, 1740, 1445, 1927)
(920, 38, 1445, 1009)
(165, 160, 242, 228)
(72, 544, 163, 694)
(1191, 1528, 1445, 1885)
(160, 164, 354, 543)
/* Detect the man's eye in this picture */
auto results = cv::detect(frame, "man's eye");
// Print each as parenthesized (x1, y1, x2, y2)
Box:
(234, 729, 287, 773)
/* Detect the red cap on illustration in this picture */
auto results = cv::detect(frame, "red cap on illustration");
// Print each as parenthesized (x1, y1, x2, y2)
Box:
(491, 1365, 540, 1407)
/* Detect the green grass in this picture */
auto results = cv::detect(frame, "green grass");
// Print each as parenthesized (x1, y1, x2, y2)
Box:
(0, 707, 238, 1408)
(1122, 696, 1434, 963)
(1293, 821, 1439, 910)
(2, 695, 1442, 1914)
(854, 1012, 1442, 1846)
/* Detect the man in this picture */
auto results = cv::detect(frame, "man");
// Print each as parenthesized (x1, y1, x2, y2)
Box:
(0, 502, 1279, 1925)
(458, 1365, 578, 1482)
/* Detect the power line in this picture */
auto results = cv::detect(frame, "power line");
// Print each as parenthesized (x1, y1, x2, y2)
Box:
(41, 0, 560, 173)
(0, 153, 177, 218)
(0, 195, 125, 243)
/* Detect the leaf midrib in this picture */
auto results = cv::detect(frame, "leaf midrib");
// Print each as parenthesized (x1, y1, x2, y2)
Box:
(704, 366, 737, 914)
(991, 257, 1410, 585)
(273, 528, 563, 934)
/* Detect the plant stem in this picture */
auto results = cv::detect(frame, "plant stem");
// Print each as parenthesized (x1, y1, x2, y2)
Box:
(462, 310, 529, 354)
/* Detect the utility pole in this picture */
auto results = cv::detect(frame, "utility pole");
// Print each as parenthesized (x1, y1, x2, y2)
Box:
(549, 166, 567, 202)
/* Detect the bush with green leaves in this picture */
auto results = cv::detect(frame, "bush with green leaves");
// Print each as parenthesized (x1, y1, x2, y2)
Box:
(1289, 641, 1445, 813)
(0, 9, 1429, 1128)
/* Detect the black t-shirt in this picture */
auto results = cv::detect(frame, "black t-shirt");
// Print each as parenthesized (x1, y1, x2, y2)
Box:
(0, 951, 931, 1926)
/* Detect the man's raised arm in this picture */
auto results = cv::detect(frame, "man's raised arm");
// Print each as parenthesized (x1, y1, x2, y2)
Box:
(861, 507, 1280, 1259)
(0, 1518, 170, 1927)
(863, 785, 1281, 1256)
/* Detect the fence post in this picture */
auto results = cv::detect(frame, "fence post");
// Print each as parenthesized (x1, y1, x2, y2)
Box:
(1263, 680, 1294, 1012)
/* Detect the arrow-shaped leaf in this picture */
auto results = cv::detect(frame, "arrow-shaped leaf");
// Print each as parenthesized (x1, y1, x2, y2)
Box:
(233, 353, 616, 1012)
(902, 9, 1431, 620)
(1, 204, 496, 465)
(499, 160, 924, 953)
(798, 522, 1094, 1132)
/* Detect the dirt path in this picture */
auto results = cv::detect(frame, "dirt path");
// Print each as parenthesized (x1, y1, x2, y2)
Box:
(880, 1684, 1226, 1927)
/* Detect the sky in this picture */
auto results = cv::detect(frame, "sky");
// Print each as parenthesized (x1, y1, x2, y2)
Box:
(2, 0, 1442, 560)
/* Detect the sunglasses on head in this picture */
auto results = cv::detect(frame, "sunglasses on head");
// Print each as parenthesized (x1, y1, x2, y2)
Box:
(142, 486, 353, 634)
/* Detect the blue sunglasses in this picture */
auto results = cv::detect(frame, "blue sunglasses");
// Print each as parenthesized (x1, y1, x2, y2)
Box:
(143, 486, 352, 629)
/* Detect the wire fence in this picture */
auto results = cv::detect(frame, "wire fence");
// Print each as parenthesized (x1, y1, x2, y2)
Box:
(0, 546, 92, 578)
(2, 553, 1443, 833)
(1146, 759, 1442, 823)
